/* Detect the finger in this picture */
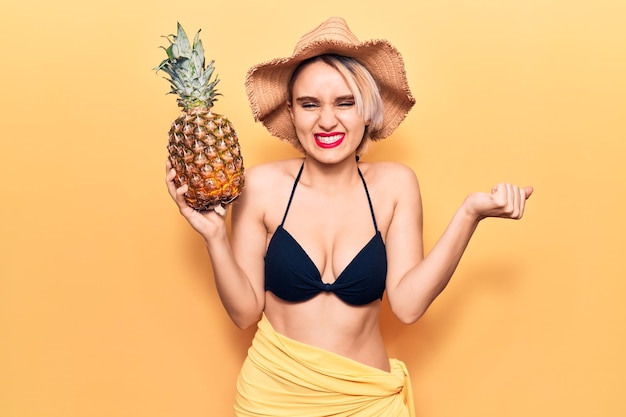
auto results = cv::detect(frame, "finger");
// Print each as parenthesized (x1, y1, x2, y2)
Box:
(523, 186, 534, 199)
(166, 167, 176, 183)
(491, 183, 507, 208)
(165, 159, 177, 185)
(503, 183, 515, 218)
(176, 183, 188, 199)
(165, 169, 181, 200)
(167, 182, 188, 207)
(511, 184, 522, 218)
(499, 183, 508, 209)
(510, 184, 519, 216)
(518, 187, 527, 219)
(214, 204, 227, 217)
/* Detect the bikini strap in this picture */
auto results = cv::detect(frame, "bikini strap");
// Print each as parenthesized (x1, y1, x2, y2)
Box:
(280, 162, 305, 226)
(281, 162, 377, 231)
(357, 167, 379, 231)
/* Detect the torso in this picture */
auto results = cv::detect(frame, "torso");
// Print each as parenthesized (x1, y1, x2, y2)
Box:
(264, 293, 389, 370)
(252, 158, 402, 371)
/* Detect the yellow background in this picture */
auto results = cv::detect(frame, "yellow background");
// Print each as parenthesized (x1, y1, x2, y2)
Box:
(2, 0, 625, 416)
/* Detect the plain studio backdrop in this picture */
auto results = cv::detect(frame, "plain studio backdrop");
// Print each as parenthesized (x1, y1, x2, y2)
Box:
(1, 1, 625, 416)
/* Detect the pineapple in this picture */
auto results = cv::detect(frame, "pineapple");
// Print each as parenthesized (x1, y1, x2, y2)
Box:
(156, 23, 244, 211)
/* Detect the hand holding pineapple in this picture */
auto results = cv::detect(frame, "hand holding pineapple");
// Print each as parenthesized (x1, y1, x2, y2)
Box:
(166, 159, 230, 241)
(156, 23, 245, 213)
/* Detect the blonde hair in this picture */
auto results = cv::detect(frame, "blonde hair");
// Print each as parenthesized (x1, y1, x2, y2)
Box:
(287, 54, 384, 153)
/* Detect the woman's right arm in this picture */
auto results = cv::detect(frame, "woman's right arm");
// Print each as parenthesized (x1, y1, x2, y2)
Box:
(166, 161, 267, 328)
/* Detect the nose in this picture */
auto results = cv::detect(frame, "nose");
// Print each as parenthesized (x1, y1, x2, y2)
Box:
(318, 105, 338, 130)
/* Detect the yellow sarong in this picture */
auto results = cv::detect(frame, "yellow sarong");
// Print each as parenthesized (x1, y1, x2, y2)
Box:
(234, 314, 415, 416)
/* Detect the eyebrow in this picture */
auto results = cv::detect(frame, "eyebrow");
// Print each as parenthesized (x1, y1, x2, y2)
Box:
(335, 95, 355, 102)
(294, 95, 355, 103)
(294, 96, 319, 104)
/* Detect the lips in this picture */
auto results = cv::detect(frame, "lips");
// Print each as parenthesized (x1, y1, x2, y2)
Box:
(314, 133, 345, 149)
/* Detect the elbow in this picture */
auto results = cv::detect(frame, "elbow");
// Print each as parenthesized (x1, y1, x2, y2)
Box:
(395, 310, 424, 326)
(391, 302, 429, 325)
(229, 308, 263, 330)
(389, 283, 445, 324)
(220, 292, 264, 329)
(233, 318, 257, 330)
(232, 315, 259, 330)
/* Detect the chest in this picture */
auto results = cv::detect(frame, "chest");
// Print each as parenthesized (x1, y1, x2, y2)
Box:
(282, 189, 383, 281)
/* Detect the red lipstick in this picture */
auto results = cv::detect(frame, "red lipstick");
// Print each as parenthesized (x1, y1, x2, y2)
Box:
(314, 132, 345, 149)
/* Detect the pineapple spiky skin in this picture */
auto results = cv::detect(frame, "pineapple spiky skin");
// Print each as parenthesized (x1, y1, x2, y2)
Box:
(168, 108, 244, 210)
(156, 23, 244, 210)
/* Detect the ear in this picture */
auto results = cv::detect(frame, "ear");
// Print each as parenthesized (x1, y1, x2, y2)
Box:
(287, 101, 295, 121)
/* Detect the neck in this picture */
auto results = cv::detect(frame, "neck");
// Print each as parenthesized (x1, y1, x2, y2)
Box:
(300, 155, 361, 192)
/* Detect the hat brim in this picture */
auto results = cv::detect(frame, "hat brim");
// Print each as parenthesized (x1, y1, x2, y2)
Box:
(245, 30, 415, 143)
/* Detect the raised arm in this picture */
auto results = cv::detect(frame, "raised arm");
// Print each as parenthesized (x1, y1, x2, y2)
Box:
(166, 161, 266, 328)
(385, 165, 533, 324)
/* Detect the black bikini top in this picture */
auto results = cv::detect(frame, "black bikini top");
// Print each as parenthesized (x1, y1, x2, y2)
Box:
(264, 163, 387, 305)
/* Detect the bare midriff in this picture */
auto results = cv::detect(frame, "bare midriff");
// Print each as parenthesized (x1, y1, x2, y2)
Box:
(264, 291, 391, 372)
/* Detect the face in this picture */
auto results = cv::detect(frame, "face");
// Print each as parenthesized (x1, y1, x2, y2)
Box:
(287, 60, 367, 163)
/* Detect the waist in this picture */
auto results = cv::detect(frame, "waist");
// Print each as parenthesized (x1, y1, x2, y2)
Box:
(264, 291, 389, 371)
(236, 313, 415, 416)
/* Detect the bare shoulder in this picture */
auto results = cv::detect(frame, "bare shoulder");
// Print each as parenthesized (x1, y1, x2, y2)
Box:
(363, 160, 417, 177)
(243, 159, 303, 193)
(233, 159, 303, 224)
(358, 161, 421, 233)
(361, 161, 420, 196)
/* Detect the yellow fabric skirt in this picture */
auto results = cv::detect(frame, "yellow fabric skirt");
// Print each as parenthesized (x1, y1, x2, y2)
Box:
(234, 314, 415, 417)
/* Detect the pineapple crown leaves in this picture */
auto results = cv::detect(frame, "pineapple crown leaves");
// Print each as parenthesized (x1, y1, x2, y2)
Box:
(155, 22, 221, 109)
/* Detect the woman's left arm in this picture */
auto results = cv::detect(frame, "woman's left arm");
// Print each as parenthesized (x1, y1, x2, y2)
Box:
(385, 165, 533, 324)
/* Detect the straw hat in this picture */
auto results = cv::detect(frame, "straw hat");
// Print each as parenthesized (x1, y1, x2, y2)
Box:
(245, 17, 415, 144)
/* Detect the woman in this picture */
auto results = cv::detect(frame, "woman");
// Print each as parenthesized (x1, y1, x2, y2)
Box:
(166, 17, 532, 417)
